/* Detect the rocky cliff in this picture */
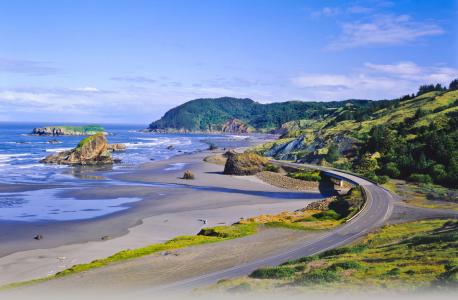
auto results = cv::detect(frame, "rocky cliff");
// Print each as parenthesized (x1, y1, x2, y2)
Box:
(221, 119, 253, 134)
(41, 133, 118, 165)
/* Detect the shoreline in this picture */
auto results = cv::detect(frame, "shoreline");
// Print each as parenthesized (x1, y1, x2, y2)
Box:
(0, 138, 325, 286)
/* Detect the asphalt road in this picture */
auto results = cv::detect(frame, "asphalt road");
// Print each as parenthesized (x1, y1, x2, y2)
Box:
(148, 162, 395, 293)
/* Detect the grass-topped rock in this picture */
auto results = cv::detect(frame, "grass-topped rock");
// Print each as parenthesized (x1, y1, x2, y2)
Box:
(41, 133, 117, 165)
(32, 125, 105, 136)
(223, 151, 269, 175)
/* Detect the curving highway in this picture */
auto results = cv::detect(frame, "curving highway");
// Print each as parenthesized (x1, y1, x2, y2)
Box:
(150, 161, 395, 293)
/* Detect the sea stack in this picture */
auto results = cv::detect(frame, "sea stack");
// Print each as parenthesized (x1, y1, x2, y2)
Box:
(41, 133, 116, 165)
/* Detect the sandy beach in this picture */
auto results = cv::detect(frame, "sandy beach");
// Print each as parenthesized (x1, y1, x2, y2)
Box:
(0, 147, 326, 286)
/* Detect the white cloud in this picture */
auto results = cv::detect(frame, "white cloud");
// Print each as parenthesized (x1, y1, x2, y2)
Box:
(291, 62, 458, 100)
(328, 14, 443, 50)
(73, 87, 101, 93)
(365, 62, 422, 78)
(365, 62, 458, 83)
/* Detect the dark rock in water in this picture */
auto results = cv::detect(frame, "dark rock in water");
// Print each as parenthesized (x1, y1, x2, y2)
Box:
(47, 139, 61, 144)
(150, 158, 155, 161)
(34, 234, 43, 240)
(167, 145, 174, 150)
(108, 143, 126, 152)
(40, 133, 116, 165)
(223, 152, 268, 175)
(208, 143, 218, 151)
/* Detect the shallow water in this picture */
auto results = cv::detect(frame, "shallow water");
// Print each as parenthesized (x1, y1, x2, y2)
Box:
(0, 188, 143, 221)
(0, 122, 256, 222)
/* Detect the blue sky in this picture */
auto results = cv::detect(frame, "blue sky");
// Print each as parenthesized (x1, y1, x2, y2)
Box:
(0, 0, 457, 124)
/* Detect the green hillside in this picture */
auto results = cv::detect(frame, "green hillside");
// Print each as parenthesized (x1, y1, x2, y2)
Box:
(259, 86, 458, 188)
(148, 97, 392, 132)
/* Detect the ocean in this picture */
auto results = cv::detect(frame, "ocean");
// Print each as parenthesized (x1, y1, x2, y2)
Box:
(0, 122, 253, 222)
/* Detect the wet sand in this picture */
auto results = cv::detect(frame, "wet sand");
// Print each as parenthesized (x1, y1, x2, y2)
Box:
(0, 148, 326, 286)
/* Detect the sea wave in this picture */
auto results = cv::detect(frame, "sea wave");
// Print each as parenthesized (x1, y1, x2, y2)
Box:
(227, 135, 250, 140)
(164, 163, 188, 171)
(0, 153, 32, 163)
(45, 147, 72, 152)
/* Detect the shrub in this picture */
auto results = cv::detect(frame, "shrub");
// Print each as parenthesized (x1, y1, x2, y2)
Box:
(328, 261, 362, 270)
(387, 268, 401, 276)
(431, 164, 447, 181)
(250, 266, 296, 279)
(319, 247, 351, 258)
(319, 244, 367, 258)
(294, 268, 339, 285)
(377, 175, 389, 184)
(409, 173, 432, 184)
(312, 210, 341, 220)
(434, 263, 458, 287)
(281, 256, 318, 266)
(332, 161, 352, 170)
(264, 164, 280, 173)
(406, 232, 458, 246)
(383, 162, 400, 178)
(287, 171, 321, 181)
(325, 144, 340, 163)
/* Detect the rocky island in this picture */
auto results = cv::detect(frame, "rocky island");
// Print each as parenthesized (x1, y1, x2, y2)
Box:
(31, 125, 105, 136)
(41, 133, 121, 165)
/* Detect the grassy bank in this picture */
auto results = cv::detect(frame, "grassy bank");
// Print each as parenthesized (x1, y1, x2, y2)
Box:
(239, 187, 365, 231)
(213, 219, 458, 293)
(1, 223, 257, 290)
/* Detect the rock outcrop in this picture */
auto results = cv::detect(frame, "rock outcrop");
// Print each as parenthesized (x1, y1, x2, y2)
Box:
(108, 143, 126, 152)
(264, 135, 309, 160)
(302, 197, 336, 211)
(223, 151, 268, 175)
(221, 119, 252, 134)
(40, 133, 116, 165)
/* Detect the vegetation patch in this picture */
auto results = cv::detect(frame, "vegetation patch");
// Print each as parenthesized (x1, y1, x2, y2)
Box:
(263, 164, 280, 173)
(76, 132, 105, 151)
(383, 179, 458, 211)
